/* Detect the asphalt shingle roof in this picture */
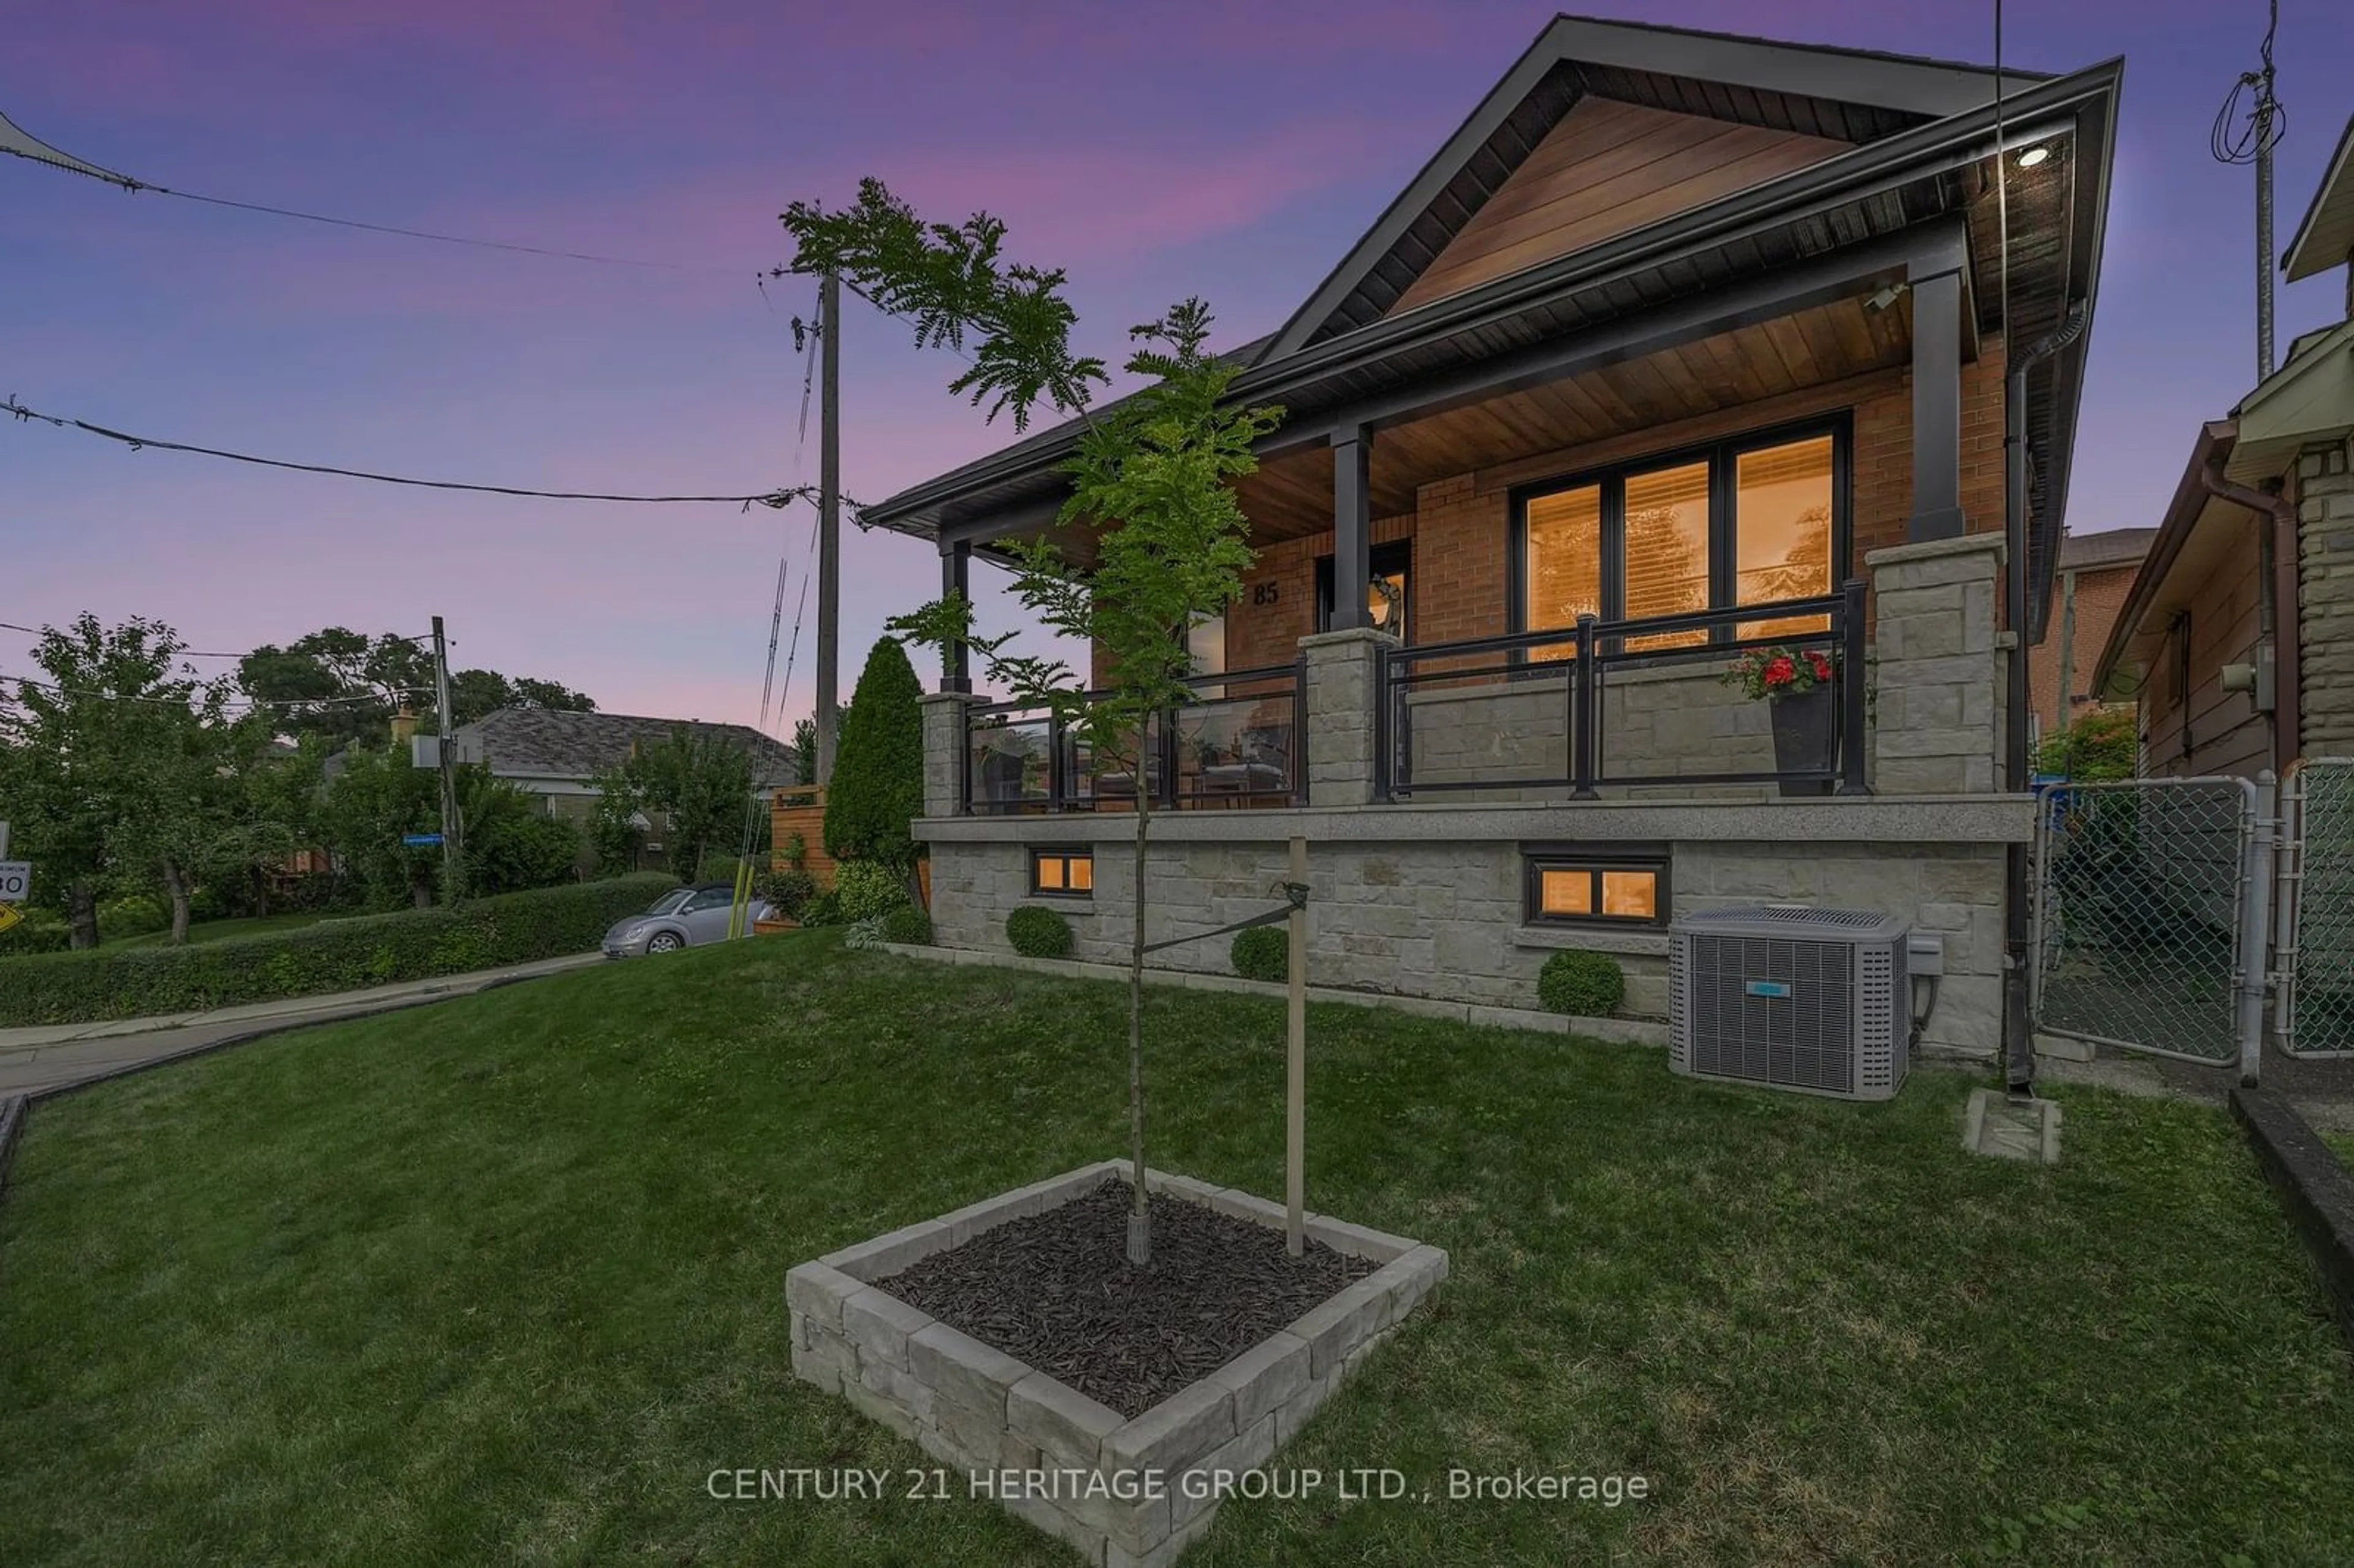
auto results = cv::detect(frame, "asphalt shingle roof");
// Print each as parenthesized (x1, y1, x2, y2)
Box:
(451, 709, 798, 785)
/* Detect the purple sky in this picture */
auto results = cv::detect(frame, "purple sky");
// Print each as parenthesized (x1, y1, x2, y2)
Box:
(6, 1, 2350, 734)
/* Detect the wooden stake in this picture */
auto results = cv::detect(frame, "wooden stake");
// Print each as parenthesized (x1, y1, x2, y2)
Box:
(1286, 834, 1307, 1258)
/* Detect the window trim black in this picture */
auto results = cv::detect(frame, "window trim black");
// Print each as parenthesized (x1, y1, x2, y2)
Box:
(1522, 843, 1672, 929)
(1030, 847, 1095, 899)
(1507, 413, 1853, 650)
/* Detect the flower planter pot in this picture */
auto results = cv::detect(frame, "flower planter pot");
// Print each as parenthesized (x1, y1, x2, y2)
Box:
(752, 917, 798, 936)
(1769, 683, 1837, 796)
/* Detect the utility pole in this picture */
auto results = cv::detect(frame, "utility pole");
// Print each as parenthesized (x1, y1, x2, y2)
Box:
(815, 268, 843, 785)
(432, 615, 460, 906)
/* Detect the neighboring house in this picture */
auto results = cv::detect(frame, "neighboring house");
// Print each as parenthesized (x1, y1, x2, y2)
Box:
(2028, 526, 2154, 743)
(870, 17, 2121, 1064)
(449, 708, 799, 845)
(2092, 113, 2354, 780)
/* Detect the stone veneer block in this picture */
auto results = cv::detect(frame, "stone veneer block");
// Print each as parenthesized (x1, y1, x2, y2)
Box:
(790, 1163, 1447, 1563)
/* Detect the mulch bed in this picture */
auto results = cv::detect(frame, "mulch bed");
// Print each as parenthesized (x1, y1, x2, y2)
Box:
(875, 1178, 1378, 1418)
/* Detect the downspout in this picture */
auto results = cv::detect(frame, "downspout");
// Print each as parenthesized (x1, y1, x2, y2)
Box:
(2002, 301, 2089, 1096)
(2198, 456, 2301, 774)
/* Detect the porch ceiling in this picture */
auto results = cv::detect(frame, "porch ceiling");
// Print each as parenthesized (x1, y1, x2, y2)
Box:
(1233, 290, 1914, 540)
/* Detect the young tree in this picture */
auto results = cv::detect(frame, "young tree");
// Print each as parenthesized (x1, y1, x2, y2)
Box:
(824, 638, 927, 877)
(784, 180, 1281, 1265)
(787, 717, 820, 786)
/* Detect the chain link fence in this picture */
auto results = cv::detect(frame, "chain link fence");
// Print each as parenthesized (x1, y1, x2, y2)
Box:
(2280, 759, 2354, 1059)
(2031, 776, 2262, 1067)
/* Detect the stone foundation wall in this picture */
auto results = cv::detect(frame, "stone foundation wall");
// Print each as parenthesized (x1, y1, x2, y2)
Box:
(2299, 436, 2354, 756)
(788, 1163, 1447, 1568)
(925, 821, 2008, 1060)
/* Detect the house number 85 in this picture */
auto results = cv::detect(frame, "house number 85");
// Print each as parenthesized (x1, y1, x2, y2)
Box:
(1252, 583, 1279, 606)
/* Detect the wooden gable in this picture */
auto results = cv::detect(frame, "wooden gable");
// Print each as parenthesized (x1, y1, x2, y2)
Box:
(1388, 97, 1852, 315)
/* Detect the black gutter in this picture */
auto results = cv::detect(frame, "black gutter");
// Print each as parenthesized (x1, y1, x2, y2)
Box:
(863, 59, 2122, 535)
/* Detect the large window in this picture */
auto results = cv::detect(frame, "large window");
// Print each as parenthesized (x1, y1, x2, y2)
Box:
(1515, 421, 1845, 650)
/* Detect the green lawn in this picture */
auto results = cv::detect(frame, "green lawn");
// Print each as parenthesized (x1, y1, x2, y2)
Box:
(104, 911, 335, 950)
(2, 934, 2348, 1566)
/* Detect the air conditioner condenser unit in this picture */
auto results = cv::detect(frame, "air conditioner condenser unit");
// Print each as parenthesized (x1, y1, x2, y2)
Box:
(1669, 904, 1911, 1102)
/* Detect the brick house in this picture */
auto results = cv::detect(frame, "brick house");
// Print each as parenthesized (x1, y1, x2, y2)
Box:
(2090, 112, 2354, 780)
(859, 17, 2120, 1066)
(2027, 526, 2153, 744)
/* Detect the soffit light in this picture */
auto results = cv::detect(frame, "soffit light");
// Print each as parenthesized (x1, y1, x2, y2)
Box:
(2017, 145, 2052, 169)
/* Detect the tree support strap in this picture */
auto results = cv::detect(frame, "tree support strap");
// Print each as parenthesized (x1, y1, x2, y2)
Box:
(1140, 881, 1308, 954)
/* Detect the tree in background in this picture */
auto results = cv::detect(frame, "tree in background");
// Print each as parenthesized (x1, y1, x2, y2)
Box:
(455, 771, 582, 897)
(823, 639, 926, 879)
(318, 745, 446, 909)
(0, 615, 210, 946)
(239, 626, 595, 748)
(2035, 705, 2138, 781)
(786, 181, 1280, 1265)
(593, 726, 758, 880)
(106, 691, 269, 944)
(786, 717, 820, 786)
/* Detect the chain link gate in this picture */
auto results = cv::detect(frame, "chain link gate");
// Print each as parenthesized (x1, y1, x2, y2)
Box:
(2030, 775, 2271, 1076)
(2280, 759, 2354, 1059)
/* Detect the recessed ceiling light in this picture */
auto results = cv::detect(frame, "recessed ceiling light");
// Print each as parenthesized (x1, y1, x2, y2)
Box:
(2017, 145, 2052, 169)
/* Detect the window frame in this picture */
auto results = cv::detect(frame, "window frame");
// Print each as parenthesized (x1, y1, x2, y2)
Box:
(1507, 413, 1853, 649)
(1029, 847, 1095, 899)
(1521, 843, 1671, 929)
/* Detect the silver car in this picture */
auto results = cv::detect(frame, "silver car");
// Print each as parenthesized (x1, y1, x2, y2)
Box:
(601, 883, 772, 957)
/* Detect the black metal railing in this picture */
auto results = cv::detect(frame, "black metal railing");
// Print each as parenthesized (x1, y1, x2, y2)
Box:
(1374, 579, 1870, 800)
(961, 660, 1308, 815)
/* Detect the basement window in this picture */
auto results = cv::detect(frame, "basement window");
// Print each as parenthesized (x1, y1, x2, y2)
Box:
(1523, 847, 1669, 928)
(1032, 848, 1094, 897)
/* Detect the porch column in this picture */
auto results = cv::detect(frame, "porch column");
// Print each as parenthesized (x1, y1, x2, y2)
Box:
(1907, 265, 1967, 542)
(1867, 533, 2005, 793)
(1331, 425, 1373, 630)
(1299, 626, 1396, 807)
(918, 691, 985, 818)
(938, 536, 972, 693)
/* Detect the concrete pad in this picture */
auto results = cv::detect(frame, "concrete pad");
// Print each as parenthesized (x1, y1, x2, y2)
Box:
(1964, 1089, 2062, 1164)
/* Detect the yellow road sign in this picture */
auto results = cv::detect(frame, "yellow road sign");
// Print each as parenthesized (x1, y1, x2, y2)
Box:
(0, 904, 21, 935)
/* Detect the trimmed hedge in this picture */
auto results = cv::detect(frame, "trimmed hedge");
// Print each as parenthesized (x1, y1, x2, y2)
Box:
(0, 873, 679, 1027)
(1538, 948, 1626, 1018)
(1231, 924, 1289, 983)
(1006, 905, 1073, 959)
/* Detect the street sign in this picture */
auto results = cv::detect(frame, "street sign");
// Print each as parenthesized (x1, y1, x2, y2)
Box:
(0, 904, 21, 936)
(0, 861, 29, 902)
(401, 833, 444, 848)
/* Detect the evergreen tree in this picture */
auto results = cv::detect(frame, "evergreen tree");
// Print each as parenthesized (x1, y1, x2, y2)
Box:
(823, 639, 926, 872)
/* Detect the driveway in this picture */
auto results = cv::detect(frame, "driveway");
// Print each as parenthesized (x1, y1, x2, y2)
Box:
(0, 953, 603, 1098)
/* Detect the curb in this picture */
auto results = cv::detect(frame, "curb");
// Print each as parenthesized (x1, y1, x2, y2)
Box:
(2230, 1086, 2354, 1350)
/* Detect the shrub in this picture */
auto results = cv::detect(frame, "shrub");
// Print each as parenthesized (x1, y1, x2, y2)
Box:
(1230, 924, 1289, 983)
(1006, 905, 1073, 959)
(2034, 705, 2138, 781)
(0, 873, 678, 1028)
(798, 891, 845, 928)
(878, 904, 934, 945)
(1538, 949, 1625, 1018)
(761, 869, 820, 919)
(824, 638, 926, 871)
(836, 859, 913, 921)
(0, 909, 73, 955)
(96, 893, 170, 942)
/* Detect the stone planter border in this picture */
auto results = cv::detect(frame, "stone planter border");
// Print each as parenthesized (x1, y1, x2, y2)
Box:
(788, 1162, 1448, 1567)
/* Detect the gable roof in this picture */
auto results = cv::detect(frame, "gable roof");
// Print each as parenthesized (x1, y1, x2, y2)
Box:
(450, 708, 798, 785)
(1266, 13, 2045, 357)
(2284, 112, 2354, 283)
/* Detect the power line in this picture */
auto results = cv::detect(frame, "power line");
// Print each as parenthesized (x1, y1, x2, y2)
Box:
(4, 396, 815, 509)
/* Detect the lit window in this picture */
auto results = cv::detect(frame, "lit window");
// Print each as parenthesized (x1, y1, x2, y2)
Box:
(1032, 849, 1094, 896)
(1517, 422, 1846, 649)
(1735, 435, 1834, 639)
(1526, 851, 1667, 927)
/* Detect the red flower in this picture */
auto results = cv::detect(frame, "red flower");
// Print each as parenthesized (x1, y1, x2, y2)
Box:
(1763, 655, 1796, 687)
(1806, 651, 1832, 682)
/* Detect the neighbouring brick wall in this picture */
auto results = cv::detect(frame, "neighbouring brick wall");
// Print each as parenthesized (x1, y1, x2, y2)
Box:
(2028, 561, 2139, 737)
(924, 831, 2005, 1060)
(2299, 436, 2354, 756)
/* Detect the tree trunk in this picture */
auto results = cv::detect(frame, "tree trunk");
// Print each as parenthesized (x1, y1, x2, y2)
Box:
(67, 881, 99, 950)
(163, 863, 192, 944)
(1126, 759, 1153, 1268)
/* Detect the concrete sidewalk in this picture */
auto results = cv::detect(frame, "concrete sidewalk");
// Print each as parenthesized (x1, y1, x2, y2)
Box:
(0, 953, 603, 1098)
